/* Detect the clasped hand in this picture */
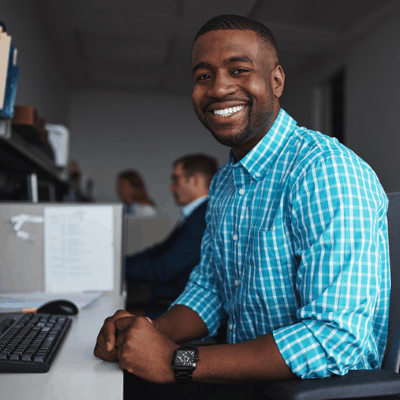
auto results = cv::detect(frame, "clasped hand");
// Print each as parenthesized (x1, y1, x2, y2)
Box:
(94, 310, 179, 383)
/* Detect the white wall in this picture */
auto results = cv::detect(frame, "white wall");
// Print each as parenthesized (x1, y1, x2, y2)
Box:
(69, 90, 229, 221)
(1, 0, 70, 123)
(282, 12, 400, 194)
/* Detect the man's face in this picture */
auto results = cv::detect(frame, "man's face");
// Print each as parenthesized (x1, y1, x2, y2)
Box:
(192, 29, 283, 158)
(169, 163, 196, 206)
(117, 178, 133, 204)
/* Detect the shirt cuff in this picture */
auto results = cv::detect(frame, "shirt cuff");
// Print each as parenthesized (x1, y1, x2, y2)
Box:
(273, 322, 331, 379)
(171, 280, 225, 338)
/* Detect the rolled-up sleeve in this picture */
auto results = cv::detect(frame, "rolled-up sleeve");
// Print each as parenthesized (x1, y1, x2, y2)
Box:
(273, 153, 390, 378)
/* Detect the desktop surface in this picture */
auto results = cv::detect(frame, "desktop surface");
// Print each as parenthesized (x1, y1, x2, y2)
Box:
(0, 292, 125, 400)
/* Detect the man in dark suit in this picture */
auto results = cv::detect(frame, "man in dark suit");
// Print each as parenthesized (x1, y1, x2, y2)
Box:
(124, 154, 218, 318)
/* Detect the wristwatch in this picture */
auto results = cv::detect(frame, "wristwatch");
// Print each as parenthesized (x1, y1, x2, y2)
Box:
(172, 345, 199, 382)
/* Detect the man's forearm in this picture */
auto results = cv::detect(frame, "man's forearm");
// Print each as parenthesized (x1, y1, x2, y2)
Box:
(156, 306, 295, 384)
(155, 304, 208, 343)
(194, 333, 295, 383)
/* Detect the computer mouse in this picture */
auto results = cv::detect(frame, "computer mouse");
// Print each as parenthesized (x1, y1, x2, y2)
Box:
(36, 299, 79, 315)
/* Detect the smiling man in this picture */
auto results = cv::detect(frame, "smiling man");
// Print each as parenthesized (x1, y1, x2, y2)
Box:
(94, 15, 390, 400)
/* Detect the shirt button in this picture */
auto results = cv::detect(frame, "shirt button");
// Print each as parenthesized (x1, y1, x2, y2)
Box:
(239, 188, 245, 195)
(232, 234, 238, 241)
(228, 324, 233, 331)
(234, 280, 239, 287)
(255, 172, 260, 177)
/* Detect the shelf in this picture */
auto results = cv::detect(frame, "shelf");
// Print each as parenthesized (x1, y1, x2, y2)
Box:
(0, 119, 66, 180)
(0, 119, 93, 202)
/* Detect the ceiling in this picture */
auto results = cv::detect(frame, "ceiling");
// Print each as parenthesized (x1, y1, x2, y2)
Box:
(36, 0, 400, 96)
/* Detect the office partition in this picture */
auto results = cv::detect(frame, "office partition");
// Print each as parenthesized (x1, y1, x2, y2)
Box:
(0, 202, 124, 295)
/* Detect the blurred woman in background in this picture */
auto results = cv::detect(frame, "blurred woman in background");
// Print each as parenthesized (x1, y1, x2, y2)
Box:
(116, 170, 157, 218)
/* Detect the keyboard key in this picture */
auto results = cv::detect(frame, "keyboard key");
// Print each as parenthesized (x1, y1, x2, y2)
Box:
(40, 335, 56, 352)
(21, 354, 33, 361)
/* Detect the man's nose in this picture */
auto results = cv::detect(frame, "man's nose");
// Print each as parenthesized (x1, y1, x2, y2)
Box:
(207, 73, 236, 98)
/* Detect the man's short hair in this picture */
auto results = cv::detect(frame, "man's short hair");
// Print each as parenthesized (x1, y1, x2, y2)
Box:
(193, 14, 279, 60)
(173, 154, 218, 189)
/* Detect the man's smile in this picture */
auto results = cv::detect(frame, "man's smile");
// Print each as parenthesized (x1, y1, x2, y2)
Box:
(212, 105, 245, 117)
(205, 103, 249, 125)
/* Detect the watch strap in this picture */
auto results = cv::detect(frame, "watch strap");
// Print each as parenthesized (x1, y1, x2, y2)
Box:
(174, 369, 195, 381)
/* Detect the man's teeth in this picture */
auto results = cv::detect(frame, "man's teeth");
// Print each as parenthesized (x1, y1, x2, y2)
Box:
(213, 105, 244, 116)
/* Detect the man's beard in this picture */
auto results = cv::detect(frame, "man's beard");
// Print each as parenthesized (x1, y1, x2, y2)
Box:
(204, 109, 274, 148)
(210, 125, 253, 147)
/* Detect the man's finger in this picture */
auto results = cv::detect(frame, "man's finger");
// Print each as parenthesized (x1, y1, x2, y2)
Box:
(115, 316, 135, 331)
(94, 342, 118, 362)
(102, 316, 117, 351)
(103, 310, 133, 351)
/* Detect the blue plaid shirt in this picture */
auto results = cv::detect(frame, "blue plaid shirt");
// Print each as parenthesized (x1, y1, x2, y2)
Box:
(172, 109, 390, 379)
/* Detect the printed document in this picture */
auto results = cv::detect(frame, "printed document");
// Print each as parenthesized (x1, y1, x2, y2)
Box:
(44, 206, 114, 292)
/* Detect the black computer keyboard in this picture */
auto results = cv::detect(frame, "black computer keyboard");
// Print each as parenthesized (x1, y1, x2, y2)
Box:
(0, 312, 72, 373)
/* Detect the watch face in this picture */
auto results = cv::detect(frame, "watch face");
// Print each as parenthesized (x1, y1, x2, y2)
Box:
(175, 350, 195, 367)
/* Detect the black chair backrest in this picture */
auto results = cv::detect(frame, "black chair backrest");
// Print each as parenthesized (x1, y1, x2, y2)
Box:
(382, 192, 400, 372)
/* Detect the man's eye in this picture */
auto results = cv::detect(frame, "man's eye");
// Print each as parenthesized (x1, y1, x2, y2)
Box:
(233, 69, 248, 75)
(196, 74, 211, 82)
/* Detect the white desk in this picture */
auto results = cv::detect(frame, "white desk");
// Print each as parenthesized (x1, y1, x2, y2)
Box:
(0, 292, 125, 400)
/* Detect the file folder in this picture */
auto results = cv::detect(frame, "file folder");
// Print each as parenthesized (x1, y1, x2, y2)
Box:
(0, 32, 11, 110)
(0, 45, 19, 119)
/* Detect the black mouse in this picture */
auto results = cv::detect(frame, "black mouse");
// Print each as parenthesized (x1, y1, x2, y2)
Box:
(37, 299, 79, 315)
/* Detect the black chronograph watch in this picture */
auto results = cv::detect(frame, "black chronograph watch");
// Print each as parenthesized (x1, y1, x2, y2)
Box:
(172, 345, 199, 382)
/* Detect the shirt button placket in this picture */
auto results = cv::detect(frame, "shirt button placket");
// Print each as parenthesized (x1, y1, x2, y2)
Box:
(227, 323, 233, 342)
(228, 323, 235, 342)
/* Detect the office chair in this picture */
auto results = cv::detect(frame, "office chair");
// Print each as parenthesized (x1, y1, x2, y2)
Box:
(264, 192, 400, 400)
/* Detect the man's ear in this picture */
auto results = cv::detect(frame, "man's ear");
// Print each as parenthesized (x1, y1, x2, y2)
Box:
(271, 65, 285, 98)
(191, 172, 208, 189)
(190, 172, 201, 187)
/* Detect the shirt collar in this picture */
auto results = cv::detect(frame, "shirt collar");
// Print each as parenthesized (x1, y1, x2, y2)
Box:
(181, 195, 208, 221)
(228, 109, 297, 181)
